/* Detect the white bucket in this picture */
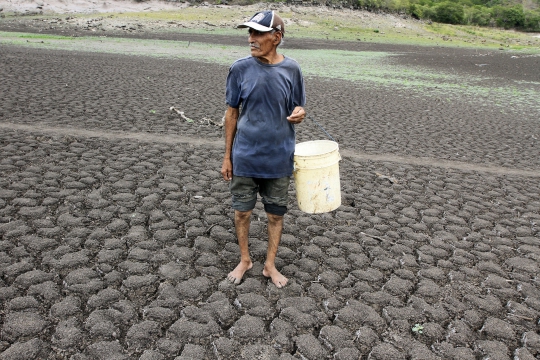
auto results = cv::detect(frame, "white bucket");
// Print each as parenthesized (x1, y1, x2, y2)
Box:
(293, 140, 341, 214)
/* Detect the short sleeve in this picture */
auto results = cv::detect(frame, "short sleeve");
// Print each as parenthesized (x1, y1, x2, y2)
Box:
(292, 65, 306, 108)
(225, 64, 242, 108)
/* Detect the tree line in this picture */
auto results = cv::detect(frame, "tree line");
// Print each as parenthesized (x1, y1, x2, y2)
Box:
(354, 0, 540, 31)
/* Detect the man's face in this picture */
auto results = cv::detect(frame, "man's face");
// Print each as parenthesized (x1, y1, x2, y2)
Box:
(248, 28, 280, 62)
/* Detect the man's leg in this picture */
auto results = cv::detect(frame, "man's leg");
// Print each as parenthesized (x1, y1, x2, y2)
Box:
(262, 212, 288, 288)
(227, 209, 253, 284)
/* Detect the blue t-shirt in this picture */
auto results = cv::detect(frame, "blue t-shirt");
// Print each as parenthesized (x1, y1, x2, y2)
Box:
(226, 56, 306, 178)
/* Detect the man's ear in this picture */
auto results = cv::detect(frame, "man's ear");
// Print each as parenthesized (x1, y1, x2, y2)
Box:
(273, 32, 282, 45)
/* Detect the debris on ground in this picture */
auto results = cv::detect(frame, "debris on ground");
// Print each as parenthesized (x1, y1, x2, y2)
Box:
(375, 172, 398, 184)
(201, 116, 224, 127)
(170, 107, 223, 126)
(170, 106, 193, 122)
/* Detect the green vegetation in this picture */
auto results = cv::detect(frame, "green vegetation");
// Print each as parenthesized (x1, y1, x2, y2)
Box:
(11, 33, 77, 40)
(360, 0, 540, 31)
(294, 0, 540, 31)
(112, 6, 539, 49)
(1, 30, 538, 115)
(3, 5, 539, 51)
(412, 324, 425, 334)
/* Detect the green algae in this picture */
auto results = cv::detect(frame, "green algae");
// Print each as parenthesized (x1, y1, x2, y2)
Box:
(1, 31, 538, 113)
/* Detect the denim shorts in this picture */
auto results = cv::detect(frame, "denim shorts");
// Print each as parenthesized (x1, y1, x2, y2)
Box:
(230, 176, 290, 216)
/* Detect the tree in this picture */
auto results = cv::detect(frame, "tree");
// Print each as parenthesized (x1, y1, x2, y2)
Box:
(492, 5, 525, 28)
(524, 10, 540, 30)
(464, 5, 491, 25)
(434, 1, 465, 24)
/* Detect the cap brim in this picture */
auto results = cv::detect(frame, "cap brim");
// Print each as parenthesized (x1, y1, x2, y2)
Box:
(237, 21, 273, 32)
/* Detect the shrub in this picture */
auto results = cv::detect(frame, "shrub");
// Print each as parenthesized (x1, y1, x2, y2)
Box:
(524, 10, 540, 31)
(492, 5, 525, 28)
(357, 0, 384, 10)
(417, 0, 433, 6)
(409, 3, 423, 18)
(433, 1, 465, 24)
(422, 5, 437, 19)
(464, 5, 491, 25)
(409, 3, 435, 19)
(382, 0, 410, 12)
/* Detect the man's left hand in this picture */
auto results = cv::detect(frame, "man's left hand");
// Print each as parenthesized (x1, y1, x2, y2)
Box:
(287, 106, 305, 124)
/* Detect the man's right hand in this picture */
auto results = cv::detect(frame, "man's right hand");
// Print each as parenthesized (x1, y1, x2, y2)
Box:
(221, 158, 233, 181)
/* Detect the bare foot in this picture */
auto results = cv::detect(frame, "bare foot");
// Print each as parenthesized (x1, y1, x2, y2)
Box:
(262, 263, 288, 288)
(226, 260, 253, 285)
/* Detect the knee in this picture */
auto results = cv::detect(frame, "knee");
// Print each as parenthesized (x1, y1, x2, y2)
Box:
(267, 213, 283, 224)
(235, 210, 252, 221)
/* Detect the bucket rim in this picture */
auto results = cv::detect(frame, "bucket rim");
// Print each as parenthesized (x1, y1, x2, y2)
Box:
(294, 140, 339, 157)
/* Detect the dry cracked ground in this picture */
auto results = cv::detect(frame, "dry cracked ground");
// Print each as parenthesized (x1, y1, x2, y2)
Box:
(1, 14, 540, 360)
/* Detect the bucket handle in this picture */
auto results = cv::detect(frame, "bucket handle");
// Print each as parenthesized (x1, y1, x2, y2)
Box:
(307, 114, 336, 142)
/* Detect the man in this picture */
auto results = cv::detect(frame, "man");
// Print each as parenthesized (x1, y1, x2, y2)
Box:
(221, 10, 306, 288)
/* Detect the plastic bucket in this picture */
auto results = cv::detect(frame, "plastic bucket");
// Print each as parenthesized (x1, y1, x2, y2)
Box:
(293, 140, 341, 214)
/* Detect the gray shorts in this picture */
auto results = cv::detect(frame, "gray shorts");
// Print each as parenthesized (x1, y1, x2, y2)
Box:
(230, 176, 290, 216)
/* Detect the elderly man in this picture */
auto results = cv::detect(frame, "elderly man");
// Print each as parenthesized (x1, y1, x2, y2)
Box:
(221, 10, 306, 288)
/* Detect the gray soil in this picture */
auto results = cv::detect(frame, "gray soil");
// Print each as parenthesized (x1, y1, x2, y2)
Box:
(1, 6, 540, 360)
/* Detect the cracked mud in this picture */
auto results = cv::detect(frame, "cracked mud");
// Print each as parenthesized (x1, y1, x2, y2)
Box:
(1, 15, 540, 360)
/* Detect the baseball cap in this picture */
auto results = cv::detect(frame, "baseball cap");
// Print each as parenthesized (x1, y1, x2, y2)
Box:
(237, 10, 285, 35)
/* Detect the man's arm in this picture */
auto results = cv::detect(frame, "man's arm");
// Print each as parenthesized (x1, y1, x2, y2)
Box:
(221, 106, 239, 181)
